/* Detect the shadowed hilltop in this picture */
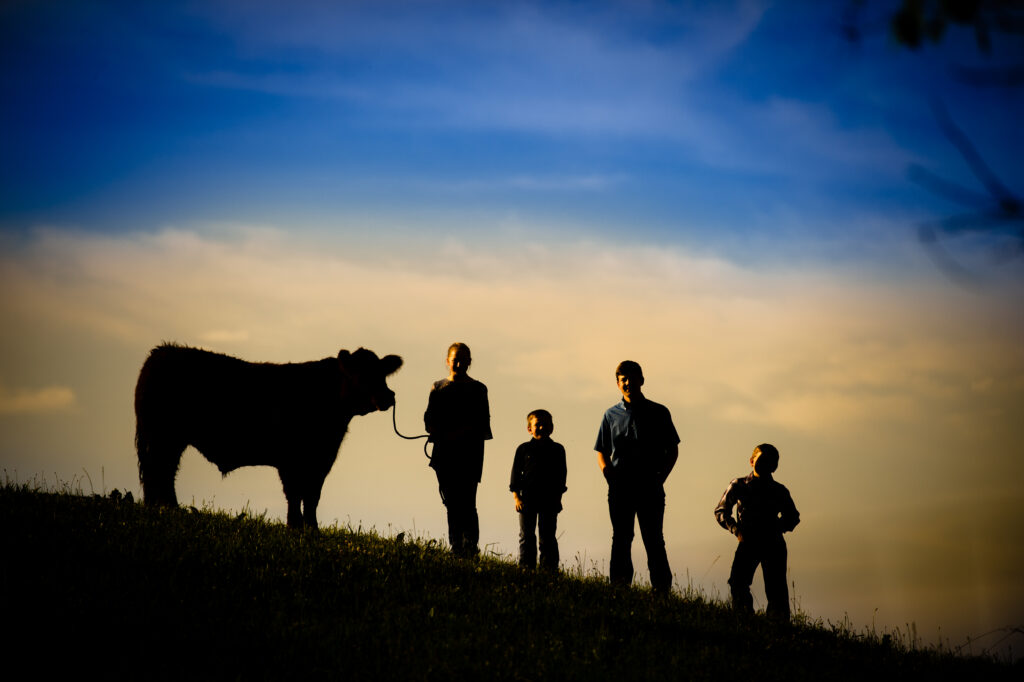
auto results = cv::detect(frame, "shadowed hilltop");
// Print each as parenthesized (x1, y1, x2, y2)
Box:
(2, 484, 1018, 680)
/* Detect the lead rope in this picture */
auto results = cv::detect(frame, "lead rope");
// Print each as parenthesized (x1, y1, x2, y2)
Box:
(391, 402, 432, 459)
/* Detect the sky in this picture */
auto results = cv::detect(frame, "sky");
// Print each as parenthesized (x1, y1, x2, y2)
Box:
(2, 0, 1023, 660)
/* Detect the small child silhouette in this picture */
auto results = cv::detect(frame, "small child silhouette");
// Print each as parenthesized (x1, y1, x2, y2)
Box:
(509, 409, 567, 571)
(714, 444, 800, 619)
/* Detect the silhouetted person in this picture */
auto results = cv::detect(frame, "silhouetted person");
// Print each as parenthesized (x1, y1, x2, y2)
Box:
(424, 342, 492, 558)
(509, 409, 567, 571)
(714, 443, 800, 620)
(595, 360, 679, 594)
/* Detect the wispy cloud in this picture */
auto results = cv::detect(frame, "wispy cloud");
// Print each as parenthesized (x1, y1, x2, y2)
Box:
(182, 0, 768, 138)
(3, 223, 1020, 434)
(0, 384, 76, 415)
(410, 173, 629, 194)
(198, 329, 251, 344)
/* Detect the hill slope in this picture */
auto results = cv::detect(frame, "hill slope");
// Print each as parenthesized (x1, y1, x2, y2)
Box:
(1, 485, 1015, 680)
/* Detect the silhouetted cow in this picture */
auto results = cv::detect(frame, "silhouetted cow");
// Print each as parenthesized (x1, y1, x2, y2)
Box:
(134, 343, 403, 529)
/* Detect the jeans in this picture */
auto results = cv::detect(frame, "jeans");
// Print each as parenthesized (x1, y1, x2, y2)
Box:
(608, 479, 672, 593)
(728, 534, 789, 619)
(518, 507, 559, 570)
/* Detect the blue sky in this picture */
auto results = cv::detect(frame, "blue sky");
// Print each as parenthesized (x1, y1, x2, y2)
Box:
(4, 0, 1020, 261)
(2, 0, 1023, 658)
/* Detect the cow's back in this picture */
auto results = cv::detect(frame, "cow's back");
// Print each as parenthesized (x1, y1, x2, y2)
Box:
(135, 344, 347, 472)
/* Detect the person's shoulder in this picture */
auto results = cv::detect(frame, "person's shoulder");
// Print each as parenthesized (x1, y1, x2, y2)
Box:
(725, 475, 749, 492)
(603, 401, 626, 418)
(544, 438, 567, 454)
(642, 398, 673, 416)
(771, 478, 793, 495)
(456, 376, 487, 392)
(431, 378, 450, 391)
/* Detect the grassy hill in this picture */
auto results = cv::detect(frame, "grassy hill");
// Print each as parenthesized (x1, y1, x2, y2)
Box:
(1, 483, 1016, 680)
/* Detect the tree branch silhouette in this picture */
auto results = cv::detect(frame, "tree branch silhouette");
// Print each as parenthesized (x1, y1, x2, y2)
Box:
(910, 99, 1023, 282)
(844, 1, 1024, 282)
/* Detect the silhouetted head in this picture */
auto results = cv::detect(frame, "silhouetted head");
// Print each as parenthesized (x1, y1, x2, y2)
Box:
(751, 443, 779, 477)
(337, 348, 403, 415)
(615, 360, 644, 403)
(527, 409, 554, 439)
(446, 342, 472, 379)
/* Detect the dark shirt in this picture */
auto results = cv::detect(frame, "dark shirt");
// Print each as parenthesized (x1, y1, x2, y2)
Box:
(594, 397, 679, 481)
(424, 376, 492, 479)
(714, 472, 800, 540)
(509, 437, 568, 512)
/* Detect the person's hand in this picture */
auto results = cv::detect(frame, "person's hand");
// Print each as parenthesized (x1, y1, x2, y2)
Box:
(734, 527, 744, 543)
(513, 492, 523, 512)
(602, 466, 615, 484)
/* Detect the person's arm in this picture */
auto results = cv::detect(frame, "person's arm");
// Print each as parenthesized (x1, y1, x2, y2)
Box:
(424, 384, 438, 436)
(778, 487, 800, 534)
(480, 384, 493, 441)
(557, 445, 568, 493)
(510, 446, 524, 497)
(595, 415, 614, 481)
(660, 443, 679, 483)
(714, 481, 740, 539)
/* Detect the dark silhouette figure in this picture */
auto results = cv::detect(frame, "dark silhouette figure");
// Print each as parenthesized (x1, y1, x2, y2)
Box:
(509, 409, 567, 571)
(134, 343, 402, 530)
(715, 443, 800, 620)
(595, 360, 680, 594)
(424, 342, 492, 558)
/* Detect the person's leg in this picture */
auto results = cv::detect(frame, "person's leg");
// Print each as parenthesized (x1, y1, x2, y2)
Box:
(728, 540, 759, 615)
(608, 483, 636, 587)
(435, 468, 462, 554)
(463, 479, 480, 557)
(446, 477, 479, 558)
(538, 510, 559, 571)
(636, 483, 671, 594)
(519, 507, 538, 568)
(763, 537, 790, 620)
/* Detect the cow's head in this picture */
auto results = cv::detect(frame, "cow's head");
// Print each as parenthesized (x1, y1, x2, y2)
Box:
(338, 348, 403, 415)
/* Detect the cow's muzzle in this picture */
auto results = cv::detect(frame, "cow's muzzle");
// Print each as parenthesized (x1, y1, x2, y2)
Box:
(373, 390, 396, 411)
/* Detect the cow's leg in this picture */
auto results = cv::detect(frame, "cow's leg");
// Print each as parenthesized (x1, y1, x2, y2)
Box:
(278, 469, 303, 529)
(301, 478, 324, 531)
(138, 440, 185, 507)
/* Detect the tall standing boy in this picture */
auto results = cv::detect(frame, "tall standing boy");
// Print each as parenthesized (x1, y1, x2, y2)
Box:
(594, 360, 680, 594)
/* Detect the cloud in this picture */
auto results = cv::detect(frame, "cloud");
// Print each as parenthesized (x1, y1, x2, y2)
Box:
(0, 384, 76, 415)
(3, 222, 1021, 436)
(198, 329, 251, 344)
(409, 173, 629, 194)
(183, 1, 768, 137)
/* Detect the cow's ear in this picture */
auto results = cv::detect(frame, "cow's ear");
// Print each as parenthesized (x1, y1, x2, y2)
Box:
(381, 354, 403, 376)
(337, 350, 352, 373)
